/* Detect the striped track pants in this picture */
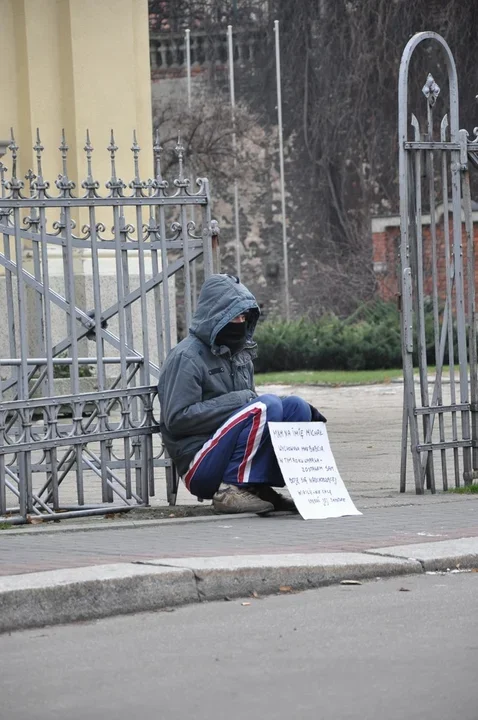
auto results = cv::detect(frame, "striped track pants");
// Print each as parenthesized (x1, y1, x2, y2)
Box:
(184, 393, 311, 499)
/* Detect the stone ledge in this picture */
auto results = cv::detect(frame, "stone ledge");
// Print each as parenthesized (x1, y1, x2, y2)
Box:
(0, 552, 426, 634)
(152, 552, 422, 601)
(0, 563, 198, 634)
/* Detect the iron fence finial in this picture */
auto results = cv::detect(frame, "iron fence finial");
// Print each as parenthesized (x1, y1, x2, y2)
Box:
(33, 128, 44, 177)
(152, 129, 168, 195)
(106, 129, 125, 197)
(7, 128, 24, 198)
(129, 129, 146, 197)
(422, 73, 440, 107)
(175, 132, 185, 181)
(56, 129, 75, 197)
(82, 129, 100, 198)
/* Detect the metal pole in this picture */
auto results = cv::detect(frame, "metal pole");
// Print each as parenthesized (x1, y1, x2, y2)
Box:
(274, 20, 290, 320)
(186, 28, 198, 309)
(227, 24, 241, 276)
(185, 29, 192, 108)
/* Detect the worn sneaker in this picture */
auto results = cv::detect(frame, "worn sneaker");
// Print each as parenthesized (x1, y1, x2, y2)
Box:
(212, 484, 274, 515)
(250, 485, 298, 512)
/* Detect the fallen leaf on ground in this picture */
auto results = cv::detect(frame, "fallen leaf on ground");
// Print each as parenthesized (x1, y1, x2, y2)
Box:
(279, 586, 292, 592)
(340, 580, 362, 586)
(27, 516, 43, 525)
(241, 602, 251, 606)
(251, 591, 260, 599)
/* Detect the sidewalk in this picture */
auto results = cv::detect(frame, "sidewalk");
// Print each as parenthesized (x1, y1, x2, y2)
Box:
(2, 383, 478, 633)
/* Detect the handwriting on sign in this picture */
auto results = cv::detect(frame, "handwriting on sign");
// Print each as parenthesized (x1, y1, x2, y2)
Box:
(268, 422, 362, 520)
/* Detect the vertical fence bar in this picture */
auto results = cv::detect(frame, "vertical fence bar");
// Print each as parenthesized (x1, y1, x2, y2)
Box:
(153, 134, 172, 359)
(426, 99, 447, 490)
(1, 162, 12, 514)
(28, 200, 48, 512)
(133, 145, 152, 502)
(136, 204, 151, 503)
(120, 208, 133, 501)
(202, 180, 214, 276)
(84, 129, 110, 503)
(412, 115, 435, 492)
(176, 138, 192, 328)
(8, 132, 31, 516)
(106, 130, 128, 503)
(64, 207, 84, 505)
(2, 229, 17, 381)
(89, 214, 109, 502)
(181, 202, 193, 330)
(13, 204, 31, 515)
(112, 229, 127, 498)
(27, 200, 46, 396)
(39, 203, 59, 508)
(460, 129, 478, 481)
(452, 131, 472, 484)
(158, 203, 171, 355)
(440, 117, 460, 486)
(57, 130, 84, 507)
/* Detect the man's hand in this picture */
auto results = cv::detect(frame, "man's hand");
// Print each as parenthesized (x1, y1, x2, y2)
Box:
(309, 404, 327, 423)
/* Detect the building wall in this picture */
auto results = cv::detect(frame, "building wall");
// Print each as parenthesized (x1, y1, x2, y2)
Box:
(372, 213, 478, 305)
(0, 0, 160, 370)
(0, 0, 153, 193)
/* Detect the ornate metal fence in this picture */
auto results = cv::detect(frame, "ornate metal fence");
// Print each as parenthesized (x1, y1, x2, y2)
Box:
(0, 128, 217, 523)
(399, 32, 478, 493)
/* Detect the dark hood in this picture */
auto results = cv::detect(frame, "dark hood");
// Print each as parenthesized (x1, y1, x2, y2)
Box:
(189, 274, 260, 350)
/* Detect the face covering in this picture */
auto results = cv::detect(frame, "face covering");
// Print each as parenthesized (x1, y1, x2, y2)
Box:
(215, 321, 247, 354)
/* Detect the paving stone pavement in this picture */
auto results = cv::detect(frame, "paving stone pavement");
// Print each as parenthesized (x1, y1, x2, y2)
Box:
(2, 496, 478, 576)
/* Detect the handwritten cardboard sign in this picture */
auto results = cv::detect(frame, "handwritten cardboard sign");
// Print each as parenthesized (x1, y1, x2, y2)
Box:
(268, 422, 361, 520)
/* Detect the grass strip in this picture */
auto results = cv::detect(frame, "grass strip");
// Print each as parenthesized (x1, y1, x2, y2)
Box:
(255, 368, 405, 386)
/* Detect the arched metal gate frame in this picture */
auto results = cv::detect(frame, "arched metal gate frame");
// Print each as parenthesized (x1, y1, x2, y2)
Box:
(399, 31, 478, 493)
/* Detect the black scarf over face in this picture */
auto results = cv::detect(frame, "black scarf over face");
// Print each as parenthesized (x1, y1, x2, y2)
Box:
(215, 321, 247, 354)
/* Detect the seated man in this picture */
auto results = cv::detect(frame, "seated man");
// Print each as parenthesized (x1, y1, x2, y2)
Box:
(158, 274, 326, 514)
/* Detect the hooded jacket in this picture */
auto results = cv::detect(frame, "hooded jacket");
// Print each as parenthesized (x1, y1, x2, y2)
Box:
(158, 274, 260, 476)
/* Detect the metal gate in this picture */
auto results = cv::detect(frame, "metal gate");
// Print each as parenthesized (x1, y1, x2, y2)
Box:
(399, 31, 478, 493)
(0, 129, 217, 523)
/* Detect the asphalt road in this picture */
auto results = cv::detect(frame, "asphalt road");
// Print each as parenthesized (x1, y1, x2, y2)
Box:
(2, 573, 478, 720)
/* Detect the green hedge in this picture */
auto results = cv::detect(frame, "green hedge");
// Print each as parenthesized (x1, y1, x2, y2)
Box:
(253, 301, 451, 373)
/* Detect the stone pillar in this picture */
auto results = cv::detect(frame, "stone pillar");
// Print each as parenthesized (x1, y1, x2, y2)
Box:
(0, 0, 153, 359)
(0, 0, 153, 188)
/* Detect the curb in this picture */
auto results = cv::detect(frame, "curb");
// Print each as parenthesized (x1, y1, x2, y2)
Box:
(151, 553, 422, 602)
(0, 552, 421, 634)
(0, 563, 199, 634)
(369, 537, 478, 572)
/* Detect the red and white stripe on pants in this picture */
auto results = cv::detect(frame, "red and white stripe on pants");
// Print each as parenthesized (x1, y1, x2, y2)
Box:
(183, 401, 267, 491)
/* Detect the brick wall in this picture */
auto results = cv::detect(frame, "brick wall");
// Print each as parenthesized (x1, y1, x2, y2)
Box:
(372, 212, 478, 305)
